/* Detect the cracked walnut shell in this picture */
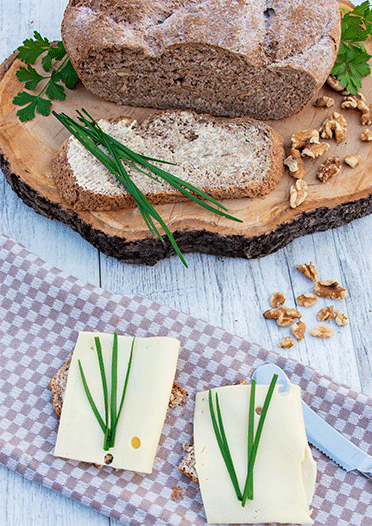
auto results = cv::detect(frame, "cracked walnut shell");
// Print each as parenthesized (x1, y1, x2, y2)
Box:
(317, 306, 335, 321)
(290, 179, 308, 209)
(319, 112, 347, 143)
(310, 325, 333, 338)
(291, 321, 306, 341)
(296, 262, 318, 282)
(316, 156, 341, 182)
(296, 293, 318, 307)
(313, 280, 347, 300)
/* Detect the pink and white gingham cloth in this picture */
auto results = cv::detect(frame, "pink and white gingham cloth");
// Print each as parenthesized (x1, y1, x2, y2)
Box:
(0, 233, 371, 526)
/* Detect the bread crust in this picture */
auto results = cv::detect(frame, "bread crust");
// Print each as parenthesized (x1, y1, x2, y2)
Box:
(61, 0, 340, 120)
(52, 109, 285, 212)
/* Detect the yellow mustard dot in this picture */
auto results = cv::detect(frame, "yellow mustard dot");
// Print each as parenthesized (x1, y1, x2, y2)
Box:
(131, 436, 141, 449)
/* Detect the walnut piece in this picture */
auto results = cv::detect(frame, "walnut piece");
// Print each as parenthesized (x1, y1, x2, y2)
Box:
(361, 106, 372, 126)
(319, 112, 347, 143)
(341, 93, 372, 125)
(361, 129, 372, 142)
(291, 129, 320, 150)
(301, 142, 330, 159)
(313, 96, 334, 108)
(341, 93, 366, 110)
(316, 156, 341, 182)
(277, 308, 302, 327)
(291, 321, 306, 341)
(263, 307, 285, 320)
(296, 262, 318, 282)
(310, 325, 333, 338)
(290, 179, 308, 209)
(317, 306, 335, 321)
(270, 292, 286, 308)
(314, 280, 348, 300)
(344, 154, 362, 168)
(326, 75, 345, 92)
(335, 309, 349, 326)
(296, 293, 318, 307)
(278, 336, 295, 349)
(284, 148, 306, 179)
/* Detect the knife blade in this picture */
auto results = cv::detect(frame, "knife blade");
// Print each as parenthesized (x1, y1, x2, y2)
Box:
(252, 363, 372, 480)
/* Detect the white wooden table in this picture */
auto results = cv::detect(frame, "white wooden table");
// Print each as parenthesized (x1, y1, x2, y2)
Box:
(1, 1, 371, 525)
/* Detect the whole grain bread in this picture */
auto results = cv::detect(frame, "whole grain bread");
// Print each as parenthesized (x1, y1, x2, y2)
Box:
(52, 110, 285, 212)
(50, 353, 188, 417)
(61, 0, 340, 120)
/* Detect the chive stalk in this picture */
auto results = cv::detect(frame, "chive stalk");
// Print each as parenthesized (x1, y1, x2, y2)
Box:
(79, 333, 135, 451)
(52, 109, 243, 267)
(208, 374, 278, 506)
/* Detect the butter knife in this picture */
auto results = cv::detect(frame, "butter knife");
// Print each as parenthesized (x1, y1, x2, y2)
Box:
(252, 363, 372, 480)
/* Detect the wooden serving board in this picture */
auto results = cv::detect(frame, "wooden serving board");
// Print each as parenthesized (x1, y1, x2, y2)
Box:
(1, 35, 372, 265)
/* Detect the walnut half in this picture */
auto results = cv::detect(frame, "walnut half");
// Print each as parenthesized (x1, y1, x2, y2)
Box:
(296, 262, 318, 282)
(290, 179, 308, 209)
(319, 112, 347, 143)
(314, 280, 348, 300)
(310, 325, 333, 338)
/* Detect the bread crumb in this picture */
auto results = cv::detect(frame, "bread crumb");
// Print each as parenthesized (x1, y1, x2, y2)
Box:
(172, 485, 184, 501)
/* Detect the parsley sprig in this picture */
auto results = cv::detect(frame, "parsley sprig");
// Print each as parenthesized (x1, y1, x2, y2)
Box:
(13, 31, 78, 122)
(331, 1, 372, 95)
(209, 374, 278, 505)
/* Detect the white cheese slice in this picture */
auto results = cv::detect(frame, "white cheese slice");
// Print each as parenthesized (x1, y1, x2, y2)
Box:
(194, 383, 317, 524)
(54, 332, 180, 472)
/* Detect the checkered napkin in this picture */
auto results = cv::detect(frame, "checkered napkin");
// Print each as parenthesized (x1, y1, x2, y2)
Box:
(0, 233, 371, 526)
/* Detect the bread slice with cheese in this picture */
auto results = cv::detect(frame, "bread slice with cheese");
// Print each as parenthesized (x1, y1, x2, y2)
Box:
(50, 353, 188, 417)
(180, 382, 317, 524)
(52, 110, 285, 212)
(51, 333, 187, 472)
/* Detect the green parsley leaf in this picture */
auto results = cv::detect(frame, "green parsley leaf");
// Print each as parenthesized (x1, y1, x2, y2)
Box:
(36, 97, 52, 116)
(58, 60, 79, 90)
(16, 65, 44, 90)
(42, 41, 67, 72)
(332, 2, 372, 95)
(13, 31, 79, 120)
(16, 31, 50, 64)
(46, 72, 66, 101)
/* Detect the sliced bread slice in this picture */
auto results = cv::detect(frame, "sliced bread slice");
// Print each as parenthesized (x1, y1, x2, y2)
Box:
(50, 354, 188, 417)
(52, 110, 285, 212)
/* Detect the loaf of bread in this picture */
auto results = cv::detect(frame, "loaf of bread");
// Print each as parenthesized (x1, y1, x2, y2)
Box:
(61, 0, 340, 120)
(52, 110, 285, 212)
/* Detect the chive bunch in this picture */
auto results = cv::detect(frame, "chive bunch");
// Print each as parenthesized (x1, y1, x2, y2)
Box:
(53, 109, 242, 267)
(209, 374, 278, 505)
(78, 333, 135, 451)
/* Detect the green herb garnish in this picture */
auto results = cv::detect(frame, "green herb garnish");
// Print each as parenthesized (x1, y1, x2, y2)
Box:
(52, 109, 242, 267)
(78, 333, 135, 451)
(209, 374, 278, 505)
(331, 1, 372, 95)
(13, 31, 78, 122)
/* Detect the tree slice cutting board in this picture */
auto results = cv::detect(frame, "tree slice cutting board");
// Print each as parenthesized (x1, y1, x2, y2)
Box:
(1, 32, 372, 265)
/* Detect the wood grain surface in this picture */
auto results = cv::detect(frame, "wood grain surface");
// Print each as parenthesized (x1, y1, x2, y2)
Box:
(1, 2, 372, 526)
(1, 31, 372, 264)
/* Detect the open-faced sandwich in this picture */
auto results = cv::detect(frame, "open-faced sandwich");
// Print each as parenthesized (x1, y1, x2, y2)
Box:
(51, 332, 187, 471)
(180, 377, 317, 524)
